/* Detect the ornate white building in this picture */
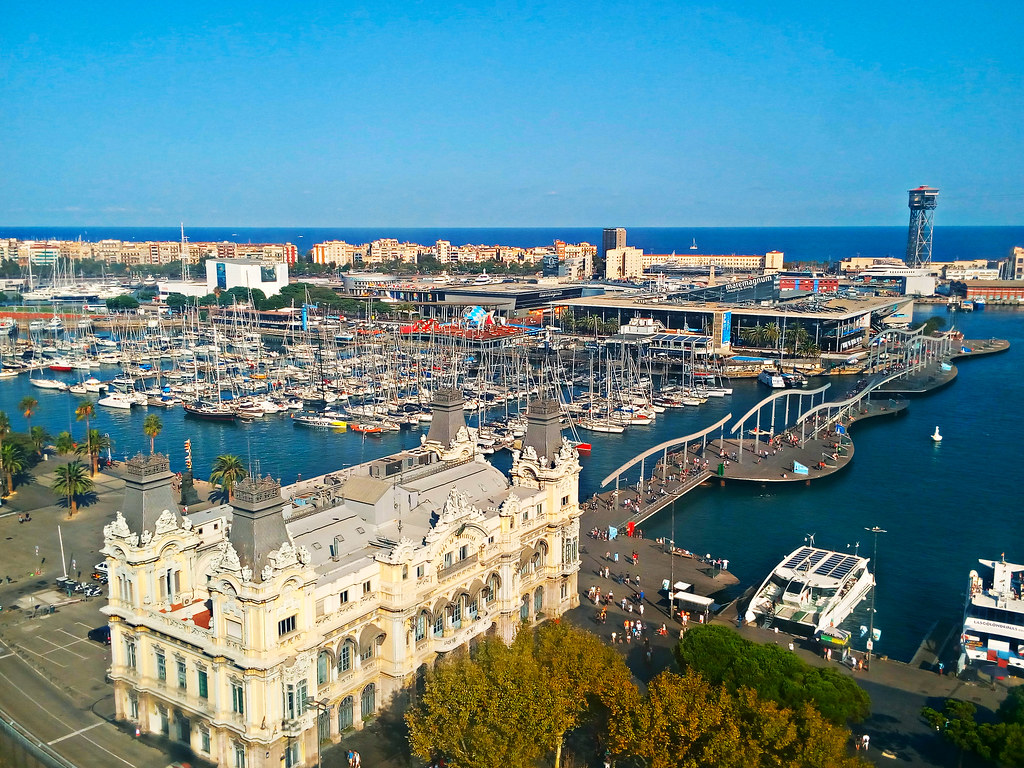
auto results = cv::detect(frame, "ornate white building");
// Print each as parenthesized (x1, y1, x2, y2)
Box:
(101, 391, 582, 768)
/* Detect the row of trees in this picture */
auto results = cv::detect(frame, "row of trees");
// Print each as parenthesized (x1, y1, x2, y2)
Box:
(406, 623, 868, 768)
(165, 282, 392, 317)
(739, 322, 822, 357)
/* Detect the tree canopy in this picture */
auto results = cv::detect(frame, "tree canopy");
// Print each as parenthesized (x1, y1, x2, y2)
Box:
(409, 622, 868, 768)
(674, 625, 870, 725)
(922, 689, 1024, 768)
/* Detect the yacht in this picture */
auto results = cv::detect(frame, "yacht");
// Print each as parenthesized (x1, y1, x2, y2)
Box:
(961, 556, 1024, 673)
(745, 544, 874, 636)
(757, 369, 786, 388)
(98, 392, 134, 409)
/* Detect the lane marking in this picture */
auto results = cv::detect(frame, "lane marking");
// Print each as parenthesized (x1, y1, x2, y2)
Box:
(48, 721, 103, 745)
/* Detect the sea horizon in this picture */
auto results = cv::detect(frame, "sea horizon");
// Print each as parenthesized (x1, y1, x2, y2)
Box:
(2, 224, 1023, 263)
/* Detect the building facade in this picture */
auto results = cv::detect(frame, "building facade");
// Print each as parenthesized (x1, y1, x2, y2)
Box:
(205, 259, 289, 297)
(102, 392, 582, 768)
(606, 248, 784, 281)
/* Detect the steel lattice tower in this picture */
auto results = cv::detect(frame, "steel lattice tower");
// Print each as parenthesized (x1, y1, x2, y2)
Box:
(906, 186, 939, 267)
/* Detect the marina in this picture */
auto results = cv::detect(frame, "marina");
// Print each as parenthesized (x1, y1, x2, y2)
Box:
(0, 303, 1018, 663)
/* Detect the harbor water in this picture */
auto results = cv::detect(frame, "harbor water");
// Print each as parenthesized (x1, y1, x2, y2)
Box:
(0, 304, 1019, 662)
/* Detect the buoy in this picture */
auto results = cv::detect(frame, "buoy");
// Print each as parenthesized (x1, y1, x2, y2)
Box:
(931, 426, 942, 443)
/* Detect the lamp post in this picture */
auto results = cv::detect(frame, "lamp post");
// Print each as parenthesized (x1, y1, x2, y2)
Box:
(305, 698, 330, 768)
(864, 526, 886, 669)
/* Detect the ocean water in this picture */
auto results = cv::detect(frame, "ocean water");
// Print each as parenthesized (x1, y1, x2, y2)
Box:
(3, 225, 1023, 263)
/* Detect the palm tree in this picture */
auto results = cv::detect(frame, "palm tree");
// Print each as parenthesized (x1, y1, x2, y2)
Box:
(75, 401, 96, 446)
(740, 323, 767, 347)
(210, 454, 247, 499)
(77, 428, 111, 476)
(51, 461, 93, 516)
(0, 442, 26, 496)
(55, 430, 76, 455)
(143, 414, 163, 454)
(18, 396, 38, 431)
(29, 425, 49, 457)
(763, 323, 782, 350)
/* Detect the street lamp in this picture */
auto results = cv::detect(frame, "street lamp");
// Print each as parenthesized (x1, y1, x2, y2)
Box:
(864, 526, 886, 669)
(305, 698, 330, 768)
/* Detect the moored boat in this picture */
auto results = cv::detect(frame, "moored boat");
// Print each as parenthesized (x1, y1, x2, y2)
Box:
(960, 555, 1024, 673)
(183, 402, 238, 423)
(744, 543, 874, 636)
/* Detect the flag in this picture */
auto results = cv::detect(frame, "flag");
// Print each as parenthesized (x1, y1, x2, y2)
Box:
(792, 460, 809, 475)
(836, 424, 847, 435)
(872, 628, 881, 642)
(463, 306, 487, 327)
(607, 526, 618, 540)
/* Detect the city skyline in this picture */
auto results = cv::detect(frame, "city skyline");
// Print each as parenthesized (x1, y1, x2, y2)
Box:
(2, 2, 1022, 227)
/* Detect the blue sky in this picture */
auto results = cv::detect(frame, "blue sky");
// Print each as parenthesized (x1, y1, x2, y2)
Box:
(2, 1, 1021, 227)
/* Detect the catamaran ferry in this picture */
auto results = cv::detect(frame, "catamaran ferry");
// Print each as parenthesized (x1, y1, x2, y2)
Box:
(961, 555, 1024, 673)
(745, 544, 874, 636)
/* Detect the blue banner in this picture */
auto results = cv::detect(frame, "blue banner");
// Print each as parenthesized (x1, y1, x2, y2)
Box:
(836, 424, 847, 435)
(792, 460, 809, 475)
(607, 526, 618, 540)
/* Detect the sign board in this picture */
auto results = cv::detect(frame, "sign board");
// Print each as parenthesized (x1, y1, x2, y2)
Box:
(866, 639, 874, 651)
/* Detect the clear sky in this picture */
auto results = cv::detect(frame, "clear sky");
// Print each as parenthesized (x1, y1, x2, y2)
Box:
(2, 1, 1021, 227)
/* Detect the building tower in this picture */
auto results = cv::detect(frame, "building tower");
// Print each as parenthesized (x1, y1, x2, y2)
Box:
(601, 228, 626, 259)
(906, 186, 939, 267)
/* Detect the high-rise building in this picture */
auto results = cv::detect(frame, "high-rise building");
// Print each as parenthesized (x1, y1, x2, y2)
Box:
(906, 186, 939, 267)
(601, 228, 626, 259)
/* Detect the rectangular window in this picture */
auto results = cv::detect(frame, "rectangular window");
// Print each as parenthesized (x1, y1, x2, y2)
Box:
(561, 495, 570, 507)
(231, 683, 245, 715)
(433, 614, 443, 637)
(234, 741, 246, 768)
(340, 644, 351, 672)
(177, 659, 187, 689)
(415, 614, 426, 641)
(458, 544, 468, 561)
(278, 615, 297, 636)
(339, 590, 349, 605)
(536, 503, 543, 516)
(362, 580, 371, 595)
(443, 552, 453, 568)
(522, 510, 529, 523)
(129, 694, 139, 720)
(200, 726, 211, 754)
(402, 564, 409, 580)
(297, 680, 308, 716)
(156, 651, 166, 681)
(416, 565, 424, 578)
(125, 641, 137, 670)
(197, 668, 208, 699)
(360, 643, 373, 662)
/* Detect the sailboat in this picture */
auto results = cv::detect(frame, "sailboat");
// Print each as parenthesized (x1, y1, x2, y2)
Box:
(690, 238, 698, 251)
(931, 426, 942, 443)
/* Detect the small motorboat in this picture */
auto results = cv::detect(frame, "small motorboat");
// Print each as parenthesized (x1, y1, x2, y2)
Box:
(931, 426, 942, 443)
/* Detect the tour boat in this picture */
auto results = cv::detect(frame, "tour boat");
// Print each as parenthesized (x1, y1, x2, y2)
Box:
(744, 543, 874, 636)
(292, 412, 348, 429)
(961, 556, 1024, 672)
(931, 426, 942, 442)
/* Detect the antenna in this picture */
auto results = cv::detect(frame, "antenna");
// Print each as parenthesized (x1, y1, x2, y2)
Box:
(180, 223, 191, 282)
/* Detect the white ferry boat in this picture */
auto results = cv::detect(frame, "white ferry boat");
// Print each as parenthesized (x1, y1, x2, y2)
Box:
(745, 544, 874, 636)
(961, 556, 1024, 673)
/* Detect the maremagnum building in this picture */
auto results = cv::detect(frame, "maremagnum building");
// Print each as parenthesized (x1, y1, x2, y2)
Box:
(101, 391, 583, 768)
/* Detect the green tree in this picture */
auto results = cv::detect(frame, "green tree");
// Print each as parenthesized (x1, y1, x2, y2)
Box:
(77, 429, 111, 476)
(210, 454, 247, 499)
(106, 295, 140, 311)
(740, 323, 768, 347)
(55, 430, 76, 455)
(923, 696, 1024, 768)
(0, 411, 10, 493)
(18, 396, 38, 431)
(51, 460, 93, 516)
(0, 441, 27, 495)
(75, 401, 95, 448)
(674, 624, 870, 725)
(143, 414, 163, 454)
(165, 292, 190, 311)
(29, 425, 49, 457)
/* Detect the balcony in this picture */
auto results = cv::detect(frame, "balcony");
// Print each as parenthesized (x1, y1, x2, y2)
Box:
(437, 553, 478, 582)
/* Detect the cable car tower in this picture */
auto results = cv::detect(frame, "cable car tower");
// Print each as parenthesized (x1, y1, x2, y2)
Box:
(906, 186, 939, 267)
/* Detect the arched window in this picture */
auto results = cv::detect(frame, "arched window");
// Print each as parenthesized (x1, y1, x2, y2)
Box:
(433, 613, 443, 637)
(337, 639, 355, 674)
(534, 586, 544, 614)
(360, 683, 376, 719)
(467, 595, 479, 620)
(451, 599, 462, 629)
(486, 574, 499, 604)
(337, 696, 354, 732)
(415, 612, 427, 642)
(520, 595, 529, 620)
(317, 651, 331, 686)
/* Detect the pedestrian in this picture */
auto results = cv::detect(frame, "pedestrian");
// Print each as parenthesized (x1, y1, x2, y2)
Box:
(638, 603, 644, 617)
(938, 661, 945, 675)
(862, 734, 869, 751)
(611, 631, 617, 644)
(35, 545, 39, 557)
(789, 641, 794, 652)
